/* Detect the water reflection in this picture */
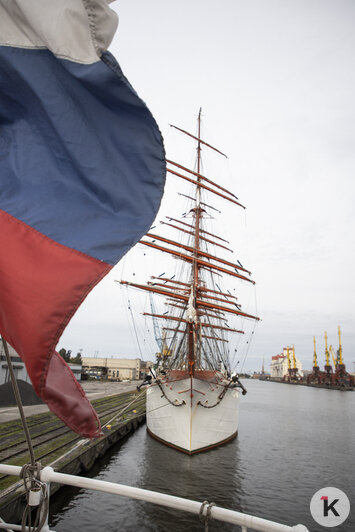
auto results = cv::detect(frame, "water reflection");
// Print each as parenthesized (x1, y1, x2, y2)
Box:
(138, 431, 245, 531)
(49, 380, 355, 532)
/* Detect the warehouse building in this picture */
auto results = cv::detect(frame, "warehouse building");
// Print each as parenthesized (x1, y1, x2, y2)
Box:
(82, 357, 155, 381)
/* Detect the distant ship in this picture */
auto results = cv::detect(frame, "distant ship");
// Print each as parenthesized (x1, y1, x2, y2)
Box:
(121, 110, 259, 453)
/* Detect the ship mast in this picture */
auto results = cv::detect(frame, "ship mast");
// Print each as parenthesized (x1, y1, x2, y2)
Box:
(188, 108, 203, 374)
(118, 111, 260, 374)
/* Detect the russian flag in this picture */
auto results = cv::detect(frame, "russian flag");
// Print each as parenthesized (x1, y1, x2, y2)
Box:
(0, 1, 165, 437)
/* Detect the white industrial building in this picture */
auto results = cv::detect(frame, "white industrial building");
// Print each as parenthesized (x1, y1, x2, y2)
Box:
(270, 347, 303, 379)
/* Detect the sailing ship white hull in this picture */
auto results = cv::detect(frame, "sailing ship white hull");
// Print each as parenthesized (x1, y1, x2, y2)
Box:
(122, 112, 258, 455)
(146, 372, 240, 454)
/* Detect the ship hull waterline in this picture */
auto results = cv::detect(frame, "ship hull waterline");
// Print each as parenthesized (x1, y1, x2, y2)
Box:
(146, 373, 240, 454)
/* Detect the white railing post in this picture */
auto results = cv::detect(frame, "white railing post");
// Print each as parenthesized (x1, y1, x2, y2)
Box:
(40, 478, 51, 532)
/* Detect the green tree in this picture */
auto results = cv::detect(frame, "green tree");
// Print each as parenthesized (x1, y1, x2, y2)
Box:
(58, 348, 72, 363)
(72, 352, 83, 365)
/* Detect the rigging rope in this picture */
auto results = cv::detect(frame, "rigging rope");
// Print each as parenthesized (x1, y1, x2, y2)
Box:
(240, 319, 259, 373)
(1, 338, 35, 466)
(103, 389, 146, 428)
(1, 338, 49, 531)
(127, 299, 144, 360)
(199, 500, 215, 531)
(20, 463, 49, 532)
(146, 402, 172, 415)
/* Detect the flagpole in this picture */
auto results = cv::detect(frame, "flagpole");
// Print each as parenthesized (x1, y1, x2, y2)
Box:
(1, 337, 35, 466)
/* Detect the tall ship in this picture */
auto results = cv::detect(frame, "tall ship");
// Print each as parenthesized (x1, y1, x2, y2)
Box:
(120, 110, 259, 454)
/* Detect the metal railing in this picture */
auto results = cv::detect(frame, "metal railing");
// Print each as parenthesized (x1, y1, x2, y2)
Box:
(0, 464, 308, 532)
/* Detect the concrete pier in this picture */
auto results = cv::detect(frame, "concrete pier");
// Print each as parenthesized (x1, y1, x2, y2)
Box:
(0, 381, 146, 524)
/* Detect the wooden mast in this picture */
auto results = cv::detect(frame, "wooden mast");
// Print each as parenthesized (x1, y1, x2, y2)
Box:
(189, 108, 203, 374)
(118, 111, 260, 376)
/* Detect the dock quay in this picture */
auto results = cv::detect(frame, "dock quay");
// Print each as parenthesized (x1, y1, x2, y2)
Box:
(262, 377, 353, 390)
(0, 382, 146, 524)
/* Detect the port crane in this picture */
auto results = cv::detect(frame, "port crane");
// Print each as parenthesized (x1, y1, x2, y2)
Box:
(307, 337, 321, 384)
(331, 326, 354, 387)
(329, 345, 337, 369)
(322, 331, 333, 384)
(283, 346, 292, 382)
(291, 345, 300, 380)
(309, 327, 353, 388)
(284, 346, 300, 382)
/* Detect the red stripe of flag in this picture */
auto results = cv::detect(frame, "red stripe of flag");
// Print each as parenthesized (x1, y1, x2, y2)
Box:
(0, 209, 112, 437)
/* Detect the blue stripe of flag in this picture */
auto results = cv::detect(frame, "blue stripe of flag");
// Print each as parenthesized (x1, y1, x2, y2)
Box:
(0, 46, 165, 265)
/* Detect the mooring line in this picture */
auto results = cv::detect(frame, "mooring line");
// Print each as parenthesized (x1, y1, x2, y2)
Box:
(102, 389, 146, 428)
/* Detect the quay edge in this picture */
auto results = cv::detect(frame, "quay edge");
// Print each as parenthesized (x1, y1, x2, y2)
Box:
(0, 389, 146, 524)
(261, 377, 354, 391)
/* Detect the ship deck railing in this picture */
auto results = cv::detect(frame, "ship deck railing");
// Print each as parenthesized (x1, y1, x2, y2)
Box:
(0, 464, 308, 532)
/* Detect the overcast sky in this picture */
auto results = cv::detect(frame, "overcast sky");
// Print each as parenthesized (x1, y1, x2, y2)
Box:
(59, 0, 355, 373)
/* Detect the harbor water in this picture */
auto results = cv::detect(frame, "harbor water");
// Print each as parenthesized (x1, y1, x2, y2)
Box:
(49, 380, 355, 531)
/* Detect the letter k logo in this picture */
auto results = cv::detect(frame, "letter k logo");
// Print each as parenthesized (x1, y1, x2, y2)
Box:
(311, 487, 350, 527)
(321, 496, 340, 517)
